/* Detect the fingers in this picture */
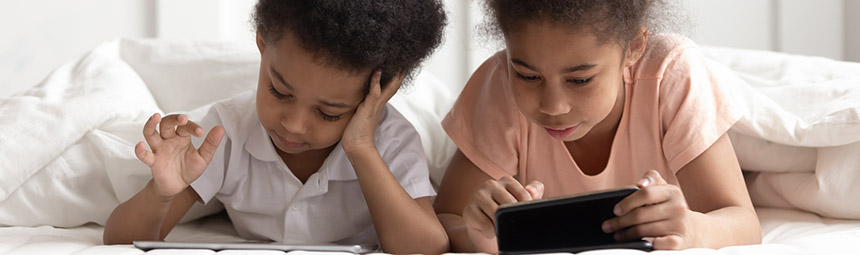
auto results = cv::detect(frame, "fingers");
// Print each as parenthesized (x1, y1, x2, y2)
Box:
(603, 198, 672, 233)
(196, 126, 225, 164)
(380, 71, 405, 100)
(134, 141, 155, 167)
(158, 114, 189, 139)
(638, 169, 667, 188)
(615, 184, 680, 217)
(142, 113, 163, 147)
(524, 181, 545, 200)
(175, 120, 204, 138)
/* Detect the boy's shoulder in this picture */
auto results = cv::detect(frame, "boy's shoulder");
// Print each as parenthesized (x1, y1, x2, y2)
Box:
(207, 89, 259, 140)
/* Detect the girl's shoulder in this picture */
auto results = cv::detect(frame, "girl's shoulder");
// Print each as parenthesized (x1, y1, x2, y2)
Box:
(633, 34, 702, 79)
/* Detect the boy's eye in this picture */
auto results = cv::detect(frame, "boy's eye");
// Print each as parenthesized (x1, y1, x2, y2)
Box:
(568, 77, 594, 85)
(269, 84, 293, 100)
(515, 72, 540, 81)
(318, 109, 342, 122)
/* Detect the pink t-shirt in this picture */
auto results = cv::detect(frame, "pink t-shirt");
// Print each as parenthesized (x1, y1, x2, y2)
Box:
(442, 34, 740, 198)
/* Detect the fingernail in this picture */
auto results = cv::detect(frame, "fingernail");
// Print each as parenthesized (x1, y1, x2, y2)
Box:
(196, 127, 203, 134)
(601, 221, 611, 233)
(639, 177, 651, 187)
(614, 205, 622, 216)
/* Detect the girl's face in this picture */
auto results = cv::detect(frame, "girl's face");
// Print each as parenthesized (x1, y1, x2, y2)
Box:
(255, 32, 367, 155)
(504, 22, 641, 142)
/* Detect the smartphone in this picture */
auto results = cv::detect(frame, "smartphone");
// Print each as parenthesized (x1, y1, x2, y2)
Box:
(494, 186, 653, 254)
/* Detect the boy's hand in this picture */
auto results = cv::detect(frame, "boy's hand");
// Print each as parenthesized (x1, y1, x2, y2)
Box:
(135, 113, 225, 200)
(462, 176, 544, 250)
(341, 70, 404, 153)
(602, 170, 693, 250)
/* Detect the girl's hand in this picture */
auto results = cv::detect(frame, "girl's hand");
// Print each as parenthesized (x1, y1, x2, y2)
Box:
(602, 170, 693, 250)
(341, 70, 404, 153)
(462, 176, 544, 250)
(134, 113, 225, 200)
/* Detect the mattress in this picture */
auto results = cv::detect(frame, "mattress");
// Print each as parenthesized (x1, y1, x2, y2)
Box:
(1, 207, 858, 254)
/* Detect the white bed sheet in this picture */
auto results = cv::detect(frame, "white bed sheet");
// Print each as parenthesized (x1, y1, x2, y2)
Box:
(1, 207, 859, 254)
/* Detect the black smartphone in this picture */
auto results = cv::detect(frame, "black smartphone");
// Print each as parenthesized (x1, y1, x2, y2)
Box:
(494, 186, 653, 254)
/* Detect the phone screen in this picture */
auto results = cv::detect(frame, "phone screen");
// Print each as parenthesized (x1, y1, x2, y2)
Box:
(495, 186, 650, 254)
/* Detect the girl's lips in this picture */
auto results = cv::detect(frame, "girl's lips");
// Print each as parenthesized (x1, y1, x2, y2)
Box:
(276, 134, 307, 148)
(544, 125, 578, 139)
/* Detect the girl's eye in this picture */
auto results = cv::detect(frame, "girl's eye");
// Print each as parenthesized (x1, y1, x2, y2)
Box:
(516, 72, 540, 81)
(318, 109, 341, 122)
(568, 77, 594, 85)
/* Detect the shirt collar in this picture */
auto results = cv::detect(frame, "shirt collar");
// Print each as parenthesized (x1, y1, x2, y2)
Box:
(245, 121, 358, 182)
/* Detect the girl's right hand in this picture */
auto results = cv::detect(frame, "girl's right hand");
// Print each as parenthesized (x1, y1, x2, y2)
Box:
(462, 176, 544, 249)
(134, 113, 225, 200)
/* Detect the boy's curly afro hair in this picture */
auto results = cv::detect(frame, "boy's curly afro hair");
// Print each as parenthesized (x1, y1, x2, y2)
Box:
(253, 0, 447, 86)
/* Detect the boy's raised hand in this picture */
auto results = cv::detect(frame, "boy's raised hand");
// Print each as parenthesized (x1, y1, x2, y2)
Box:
(341, 70, 404, 153)
(134, 113, 225, 199)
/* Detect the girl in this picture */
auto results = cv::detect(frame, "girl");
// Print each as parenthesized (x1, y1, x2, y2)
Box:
(103, 0, 449, 253)
(434, 0, 761, 252)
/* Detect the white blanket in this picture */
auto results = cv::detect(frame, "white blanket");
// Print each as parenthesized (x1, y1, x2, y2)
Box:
(702, 46, 860, 219)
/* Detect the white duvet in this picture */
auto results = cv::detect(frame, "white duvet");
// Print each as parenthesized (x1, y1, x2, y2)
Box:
(1, 39, 860, 254)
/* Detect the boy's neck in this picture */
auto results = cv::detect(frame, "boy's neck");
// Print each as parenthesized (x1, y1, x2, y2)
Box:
(277, 143, 338, 184)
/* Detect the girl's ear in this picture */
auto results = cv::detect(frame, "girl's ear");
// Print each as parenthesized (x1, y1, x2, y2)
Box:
(256, 32, 266, 54)
(624, 26, 649, 67)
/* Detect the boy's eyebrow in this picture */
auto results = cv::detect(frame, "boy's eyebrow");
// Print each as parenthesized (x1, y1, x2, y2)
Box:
(270, 66, 352, 109)
(511, 58, 596, 73)
(270, 67, 294, 91)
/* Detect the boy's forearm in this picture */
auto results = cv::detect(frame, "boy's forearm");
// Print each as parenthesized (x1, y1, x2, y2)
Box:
(346, 148, 449, 254)
(103, 180, 174, 245)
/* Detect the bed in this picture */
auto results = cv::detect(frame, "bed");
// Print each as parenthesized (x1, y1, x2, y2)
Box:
(1, 38, 859, 254)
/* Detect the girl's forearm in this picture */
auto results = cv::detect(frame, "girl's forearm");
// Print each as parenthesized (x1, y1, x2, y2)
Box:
(346, 148, 449, 254)
(690, 206, 762, 248)
(103, 180, 174, 244)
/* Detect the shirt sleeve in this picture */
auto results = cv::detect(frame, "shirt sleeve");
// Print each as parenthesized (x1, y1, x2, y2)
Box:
(377, 105, 436, 199)
(659, 46, 742, 172)
(189, 105, 230, 205)
(441, 52, 528, 180)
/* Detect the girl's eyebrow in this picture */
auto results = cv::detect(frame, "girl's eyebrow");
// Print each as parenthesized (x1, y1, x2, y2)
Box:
(271, 66, 351, 109)
(511, 58, 596, 73)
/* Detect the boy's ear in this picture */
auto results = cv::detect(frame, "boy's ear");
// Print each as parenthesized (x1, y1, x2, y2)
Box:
(624, 26, 648, 67)
(256, 32, 266, 54)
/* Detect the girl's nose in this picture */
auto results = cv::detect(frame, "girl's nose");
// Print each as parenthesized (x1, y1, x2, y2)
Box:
(539, 83, 571, 116)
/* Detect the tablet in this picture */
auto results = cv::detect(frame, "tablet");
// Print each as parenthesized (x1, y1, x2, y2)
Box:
(133, 241, 377, 253)
(494, 186, 653, 254)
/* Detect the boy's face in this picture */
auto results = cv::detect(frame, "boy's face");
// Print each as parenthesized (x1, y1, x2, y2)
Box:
(504, 22, 629, 142)
(255, 32, 367, 156)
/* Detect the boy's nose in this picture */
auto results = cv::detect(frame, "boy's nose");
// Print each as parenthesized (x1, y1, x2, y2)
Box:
(281, 110, 308, 135)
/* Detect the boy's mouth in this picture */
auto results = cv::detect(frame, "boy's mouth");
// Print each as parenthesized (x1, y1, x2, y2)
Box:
(276, 133, 308, 148)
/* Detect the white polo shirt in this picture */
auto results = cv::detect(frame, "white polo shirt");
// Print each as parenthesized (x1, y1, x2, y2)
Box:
(189, 90, 436, 245)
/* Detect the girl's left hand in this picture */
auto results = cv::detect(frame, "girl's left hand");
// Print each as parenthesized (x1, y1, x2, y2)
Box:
(341, 70, 404, 153)
(601, 170, 695, 250)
